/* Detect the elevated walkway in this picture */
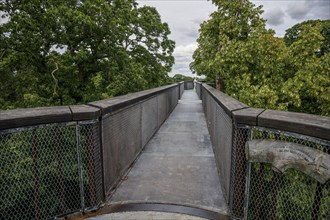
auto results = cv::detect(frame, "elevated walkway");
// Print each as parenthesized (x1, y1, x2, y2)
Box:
(93, 90, 228, 218)
(2, 82, 327, 220)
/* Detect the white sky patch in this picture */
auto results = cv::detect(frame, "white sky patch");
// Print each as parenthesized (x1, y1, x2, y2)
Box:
(174, 44, 197, 57)
(170, 43, 197, 77)
(0, 11, 10, 24)
(137, 0, 215, 77)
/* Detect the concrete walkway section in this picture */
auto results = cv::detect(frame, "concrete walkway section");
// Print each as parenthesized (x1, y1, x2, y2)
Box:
(108, 90, 228, 214)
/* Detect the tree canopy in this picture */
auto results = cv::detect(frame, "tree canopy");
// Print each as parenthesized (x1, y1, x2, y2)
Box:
(0, 0, 175, 109)
(191, 0, 330, 116)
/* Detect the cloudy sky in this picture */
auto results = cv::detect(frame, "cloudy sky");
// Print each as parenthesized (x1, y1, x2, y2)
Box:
(137, 0, 330, 77)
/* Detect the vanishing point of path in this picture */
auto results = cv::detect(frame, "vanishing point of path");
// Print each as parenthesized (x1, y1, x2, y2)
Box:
(95, 90, 228, 218)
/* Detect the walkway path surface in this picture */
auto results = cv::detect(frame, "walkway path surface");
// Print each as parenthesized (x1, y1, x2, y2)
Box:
(107, 90, 228, 214)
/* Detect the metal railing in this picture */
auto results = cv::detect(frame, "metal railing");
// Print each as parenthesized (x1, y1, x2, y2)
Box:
(245, 127, 329, 220)
(196, 82, 330, 220)
(1, 81, 328, 220)
(0, 84, 181, 220)
(0, 120, 102, 220)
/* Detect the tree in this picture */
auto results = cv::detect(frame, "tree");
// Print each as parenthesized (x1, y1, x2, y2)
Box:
(171, 74, 193, 82)
(284, 20, 330, 56)
(284, 22, 330, 116)
(190, 0, 266, 91)
(0, 0, 175, 109)
(191, 1, 329, 116)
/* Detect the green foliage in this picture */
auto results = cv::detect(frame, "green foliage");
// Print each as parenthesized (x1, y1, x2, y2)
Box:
(171, 74, 193, 82)
(191, 0, 329, 116)
(0, 0, 175, 109)
(248, 163, 330, 220)
(191, 0, 266, 78)
(284, 20, 330, 56)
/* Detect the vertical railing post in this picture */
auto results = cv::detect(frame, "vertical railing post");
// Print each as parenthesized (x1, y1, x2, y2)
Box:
(76, 123, 85, 212)
(87, 124, 96, 207)
(55, 127, 65, 211)
(311, 145, 329, 220)
(31, 129, 40, 220)
(232, 127, 249, 218)
(270, 171, 280, 220)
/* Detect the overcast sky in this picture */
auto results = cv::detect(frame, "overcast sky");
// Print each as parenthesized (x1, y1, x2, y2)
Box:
(137, 0, 330, 77)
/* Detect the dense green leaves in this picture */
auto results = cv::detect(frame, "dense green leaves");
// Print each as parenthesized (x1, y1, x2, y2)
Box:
(0, 0, 175, 109)
(191, 0, 330, 116)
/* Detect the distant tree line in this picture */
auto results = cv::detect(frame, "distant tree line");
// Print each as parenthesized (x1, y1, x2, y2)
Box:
(169, 74, 193, 82)
(0, 0, 175, 109)
(191, 0, 330, 116)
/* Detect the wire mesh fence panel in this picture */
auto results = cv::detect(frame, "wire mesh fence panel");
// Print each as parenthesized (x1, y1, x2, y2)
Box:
(0, 121, 100, 220)
(101, 104, 141, 194)
(168, 87, 178, 114)
(230, 126, 251, 219)
(141, 97, 158, 147)
(214, 103, 233, 202)
(78, 121, 102, 210)
(157, 93, 168, 127)
(245, 128, 330, 220)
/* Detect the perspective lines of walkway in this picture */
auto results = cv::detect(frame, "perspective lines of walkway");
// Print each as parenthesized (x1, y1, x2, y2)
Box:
(107, 90, 228, 214)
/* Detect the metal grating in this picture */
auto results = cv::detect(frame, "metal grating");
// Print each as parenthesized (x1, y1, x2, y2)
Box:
(141, 96, 158, 147)
(230, 126, 330, 220)
(157, 93, 168, 126)
(245, 128, 330, 220)
(230, 126, 251, 219)
(201, 89, 233, 204)
(0, 121, 101, 220)
(102, 104, 141, 194)
(214, 103, 233, 202)
(167, 87, 178, 116)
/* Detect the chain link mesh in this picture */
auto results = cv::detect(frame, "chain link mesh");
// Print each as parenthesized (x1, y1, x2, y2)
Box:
(246, 128, 330, 220)
(102, 104, 141, 195)
(230, 126, 250, 219)
(201, 87, 233, 204)
(230, 126, 330, 220)
(0, 121, 101, 220)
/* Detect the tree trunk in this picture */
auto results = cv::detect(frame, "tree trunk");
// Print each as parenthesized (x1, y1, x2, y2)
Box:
(215, 74, 224, 92)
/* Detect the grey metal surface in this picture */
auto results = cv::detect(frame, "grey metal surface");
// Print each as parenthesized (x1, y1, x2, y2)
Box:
(101, 86, 180, 196)
(108, 90, 228, 214)
(89, 211, 207, 220)
(214, 103, 233, 202)
(142, 97, 158, 147)
(184, 81, 194, 90)
(156, 93, 167, 127)
(102, 104, 142, 194)
(201, 86, 233, 204)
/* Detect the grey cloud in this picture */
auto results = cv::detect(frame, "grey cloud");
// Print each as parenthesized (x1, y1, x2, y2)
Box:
(264, 7, 285, 26)
(310, 0, 330, 19)
(191, 18, 204, 26)
(183, 28, 199, 39)
(286, 1, 311, 19)
(286, 0, 329, 20)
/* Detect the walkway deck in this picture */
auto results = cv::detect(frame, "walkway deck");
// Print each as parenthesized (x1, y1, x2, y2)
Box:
(107, 90, 228, 214)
